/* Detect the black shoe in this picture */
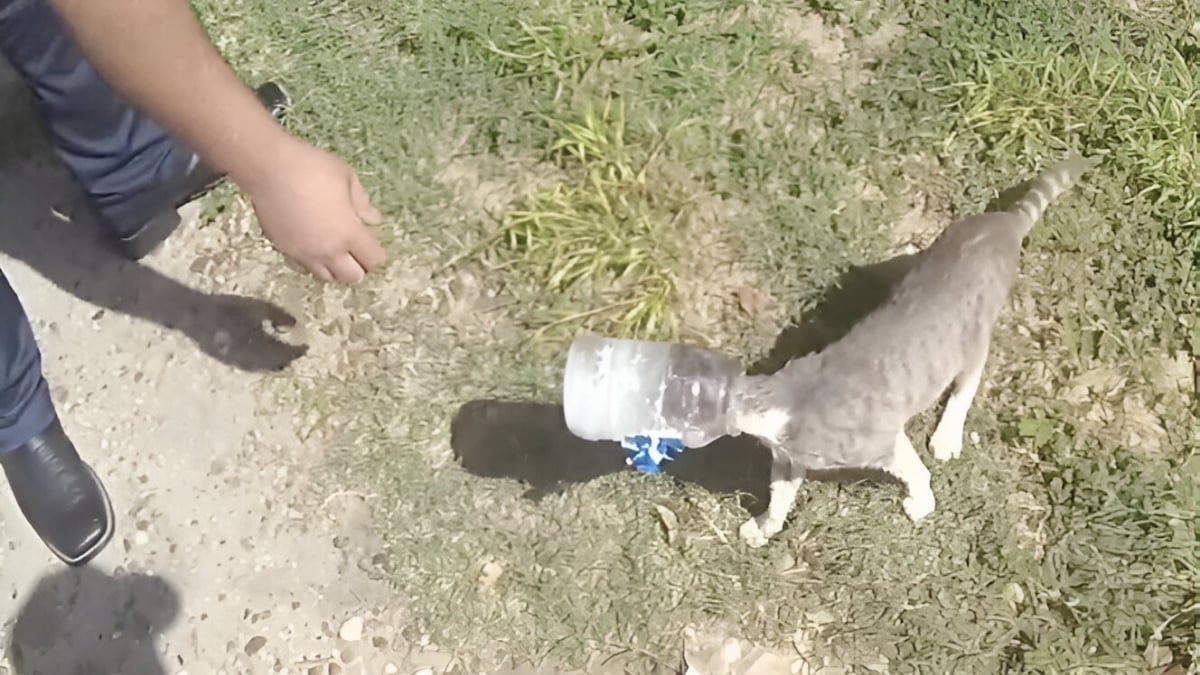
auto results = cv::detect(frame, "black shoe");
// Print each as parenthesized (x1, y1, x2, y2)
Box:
(1, 419, 114, 566)
(115, 81, 292, 260)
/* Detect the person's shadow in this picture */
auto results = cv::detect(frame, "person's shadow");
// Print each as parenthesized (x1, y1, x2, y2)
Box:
(450, 248, 924, 515)
(0, 64, 305, 372)
(6, 566, 180, 675)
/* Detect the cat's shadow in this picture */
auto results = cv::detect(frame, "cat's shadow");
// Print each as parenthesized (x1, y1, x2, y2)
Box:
(450, 250, 923, 515)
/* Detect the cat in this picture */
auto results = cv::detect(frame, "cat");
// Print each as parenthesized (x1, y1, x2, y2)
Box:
(730, 154, 1097, 547)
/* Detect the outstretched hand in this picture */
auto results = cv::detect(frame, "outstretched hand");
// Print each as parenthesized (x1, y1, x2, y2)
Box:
(246, 136, 387, 283)
(42, 0, 387, 283)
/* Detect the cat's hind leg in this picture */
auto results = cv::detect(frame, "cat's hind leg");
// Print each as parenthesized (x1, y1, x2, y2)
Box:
(931, 344, 989, 461)
(739, 454, 803, 548)
(889, 430, 936, 523)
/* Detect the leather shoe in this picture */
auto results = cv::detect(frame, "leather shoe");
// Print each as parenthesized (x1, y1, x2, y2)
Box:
(1, 419, 114, 566)
(114, 81, 293, 260)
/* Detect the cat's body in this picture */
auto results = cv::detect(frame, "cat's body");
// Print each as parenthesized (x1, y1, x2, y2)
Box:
(732, 155, 1096, 547)
(739, 208, 1026, 472)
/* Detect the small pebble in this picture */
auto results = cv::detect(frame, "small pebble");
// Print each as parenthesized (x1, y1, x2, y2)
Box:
(338, 616, 364, 642)
(243, 636, 267, 656)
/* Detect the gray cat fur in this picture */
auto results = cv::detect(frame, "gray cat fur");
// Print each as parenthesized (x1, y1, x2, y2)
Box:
(729, 154, 1097, 547)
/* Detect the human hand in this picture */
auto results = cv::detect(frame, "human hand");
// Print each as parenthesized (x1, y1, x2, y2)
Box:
(243, 136, 387, 283)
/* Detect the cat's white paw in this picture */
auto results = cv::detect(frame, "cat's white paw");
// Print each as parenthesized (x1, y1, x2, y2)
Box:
(739, 517, 770, 548)
(929, 426, 963, 462)
(903, 491, 936, 523)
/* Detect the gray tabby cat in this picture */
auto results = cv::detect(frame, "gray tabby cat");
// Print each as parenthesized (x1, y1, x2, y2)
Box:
(731, 155, 1097, 547)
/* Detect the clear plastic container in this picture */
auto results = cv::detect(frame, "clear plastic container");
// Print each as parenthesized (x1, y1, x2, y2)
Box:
(561, 333, 744, 449)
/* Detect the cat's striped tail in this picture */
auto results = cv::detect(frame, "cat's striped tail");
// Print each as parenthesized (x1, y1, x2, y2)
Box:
(1007, 153, 1098, 237)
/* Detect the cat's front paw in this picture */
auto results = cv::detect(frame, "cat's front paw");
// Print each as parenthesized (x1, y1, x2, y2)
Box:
(739, 517, 770, 548)
(929, 426, 963, 462)
(903, 490, 936, 524)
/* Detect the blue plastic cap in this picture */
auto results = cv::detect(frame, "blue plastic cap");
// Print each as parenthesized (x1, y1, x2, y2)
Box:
(621, 435, 685, 474)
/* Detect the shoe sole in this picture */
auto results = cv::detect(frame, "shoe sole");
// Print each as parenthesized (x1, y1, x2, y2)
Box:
(44, 462, 115, 567)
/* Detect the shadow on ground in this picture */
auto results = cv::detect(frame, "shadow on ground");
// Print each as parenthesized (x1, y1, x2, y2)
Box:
(452, 399, 774, 508)
(7, 566, 180, 675)
(451, 249, 923, 514)
(0, 68, 305, 372)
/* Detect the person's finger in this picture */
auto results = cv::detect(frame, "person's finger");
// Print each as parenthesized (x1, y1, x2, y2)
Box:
(348, 227, 387, 272)
(326, 252, 367, 284)
(280, 252, 332, 283)
(309, 262, 335, 283)
(348, 171, 383, 226)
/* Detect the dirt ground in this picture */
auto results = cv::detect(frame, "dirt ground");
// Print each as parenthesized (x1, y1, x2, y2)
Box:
(0, 63, 462, 675)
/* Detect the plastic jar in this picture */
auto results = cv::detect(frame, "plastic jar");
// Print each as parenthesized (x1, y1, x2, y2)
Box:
(561, 333, 744, 449)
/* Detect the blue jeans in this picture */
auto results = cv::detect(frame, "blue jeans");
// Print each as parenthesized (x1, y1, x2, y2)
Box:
(0, 0, 190, 449)
(0, 273, 54, 453)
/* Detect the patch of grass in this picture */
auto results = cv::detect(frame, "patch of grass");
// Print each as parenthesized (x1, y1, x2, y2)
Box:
(1023, 429, 1199, 666)
(939, 41, 1200, 348)
(481, 99, 691, 339)
(869, 0, 1200, 668)
(483, 4, 653, 101)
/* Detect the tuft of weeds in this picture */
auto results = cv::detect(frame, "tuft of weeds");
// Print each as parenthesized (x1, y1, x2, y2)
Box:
(485, 7, 655, 104)
(482, 99, 698, 340)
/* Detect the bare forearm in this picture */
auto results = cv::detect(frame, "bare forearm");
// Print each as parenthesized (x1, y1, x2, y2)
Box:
(44, 0, 289, 192)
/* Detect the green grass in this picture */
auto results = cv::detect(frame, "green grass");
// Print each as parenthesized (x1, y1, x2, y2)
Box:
(190, 0, 1200, 671)
(477, 99, 692, 339)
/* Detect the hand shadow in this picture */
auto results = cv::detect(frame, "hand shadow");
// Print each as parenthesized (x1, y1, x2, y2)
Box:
(0, 67, 306, 373)
(451, 249, 925, 515)
(6, 566, 181, 675)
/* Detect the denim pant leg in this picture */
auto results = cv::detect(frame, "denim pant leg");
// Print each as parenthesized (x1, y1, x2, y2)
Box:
(0, 0, 194, 238)
(0, 271, 56, 453)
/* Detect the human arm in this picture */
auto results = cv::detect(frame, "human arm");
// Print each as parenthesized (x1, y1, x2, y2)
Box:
(43, 0, 386, 283)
